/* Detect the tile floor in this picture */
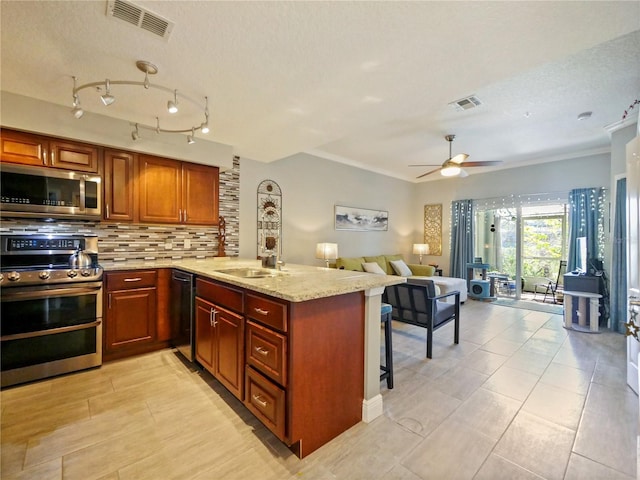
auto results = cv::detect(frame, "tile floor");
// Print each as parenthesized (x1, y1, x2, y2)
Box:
(1, 300, 637, 479)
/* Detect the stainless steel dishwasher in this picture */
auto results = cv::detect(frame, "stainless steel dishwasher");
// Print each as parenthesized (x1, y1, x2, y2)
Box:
(170, 270, 195, 362)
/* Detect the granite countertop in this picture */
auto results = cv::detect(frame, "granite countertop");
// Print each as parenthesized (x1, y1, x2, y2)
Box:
(101, 258, 405, 302)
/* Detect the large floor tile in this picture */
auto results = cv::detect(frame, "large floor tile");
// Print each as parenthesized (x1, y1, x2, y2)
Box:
(483, 366, 539, 401)
(540, 362, 592, 395)
(448, 388, 521, 440)
(573, 383, 637, 477)
(401, 418, 496, 479)
(522, 382, 586, 430)
(564, 453, 635, 480)
(473, 453, 546, 480)
(494, 411, 575, 480)
(431, 365, 490, 401)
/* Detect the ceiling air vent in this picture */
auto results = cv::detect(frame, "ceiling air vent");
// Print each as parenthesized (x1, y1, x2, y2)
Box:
(107, 0, 174, 40)
(449, 95, 483, 112)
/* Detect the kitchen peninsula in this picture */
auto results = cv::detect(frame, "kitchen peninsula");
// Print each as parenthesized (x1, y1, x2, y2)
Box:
(103, 258, 404, 458)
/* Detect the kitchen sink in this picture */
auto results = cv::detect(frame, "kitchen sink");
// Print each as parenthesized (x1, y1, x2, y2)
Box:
(217, 268, 287, 279)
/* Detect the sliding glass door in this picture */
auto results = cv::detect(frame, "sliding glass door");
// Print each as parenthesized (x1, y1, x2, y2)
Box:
(475, 203, 568, 300)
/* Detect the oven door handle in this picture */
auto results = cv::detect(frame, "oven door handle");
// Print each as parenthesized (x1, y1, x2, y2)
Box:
(1, 320, 102, 342)
(1, 284, 102, 301)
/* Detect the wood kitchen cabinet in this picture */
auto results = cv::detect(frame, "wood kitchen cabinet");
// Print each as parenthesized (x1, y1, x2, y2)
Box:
(103, 149, 136, 221)
(195, 278, 245, 400)
(0, 129, 99, 172)
(244, 290, 364, 458)
(138, 154, 219, 225)
(104, 270, 158, 361)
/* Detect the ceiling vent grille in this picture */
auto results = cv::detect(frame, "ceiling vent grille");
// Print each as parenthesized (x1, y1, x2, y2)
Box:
(449, 95, 482, 111)
(107, 0, 174, 40)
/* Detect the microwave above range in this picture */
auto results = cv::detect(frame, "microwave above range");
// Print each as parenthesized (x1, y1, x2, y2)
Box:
(0, 164, 102, 220)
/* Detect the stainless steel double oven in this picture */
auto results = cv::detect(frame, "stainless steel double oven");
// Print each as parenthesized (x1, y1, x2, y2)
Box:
(0, 234, 103, 387)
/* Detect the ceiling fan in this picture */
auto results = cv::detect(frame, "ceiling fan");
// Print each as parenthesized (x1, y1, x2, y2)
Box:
(411, 134, 503, 179)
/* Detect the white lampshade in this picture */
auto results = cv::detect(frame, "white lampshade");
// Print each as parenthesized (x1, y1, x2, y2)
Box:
(316, 243, 338, 260)
(413, 244, 430, 255)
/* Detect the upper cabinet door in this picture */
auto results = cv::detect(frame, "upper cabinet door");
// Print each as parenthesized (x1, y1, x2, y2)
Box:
(183, 163, 219, 225)
(0, 129, 47, 166)
(104, 149, 136, 221)
(138, 154, 182, 224)
(49, 140, 99, 172)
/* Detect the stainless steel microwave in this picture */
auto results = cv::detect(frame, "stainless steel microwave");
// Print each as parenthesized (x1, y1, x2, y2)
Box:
(0, 164, 101, 219)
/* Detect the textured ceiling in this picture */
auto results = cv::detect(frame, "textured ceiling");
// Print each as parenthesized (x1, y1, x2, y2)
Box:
(1, 1, 639, 181)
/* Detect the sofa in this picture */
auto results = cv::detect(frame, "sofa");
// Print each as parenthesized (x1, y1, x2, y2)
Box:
(333, 254, 468, 303)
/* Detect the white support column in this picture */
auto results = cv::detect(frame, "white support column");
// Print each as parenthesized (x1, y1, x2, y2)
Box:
(362, 286, 384, 423)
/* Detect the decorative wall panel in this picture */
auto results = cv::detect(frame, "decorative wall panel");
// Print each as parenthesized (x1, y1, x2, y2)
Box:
(423, 204, 442, 256)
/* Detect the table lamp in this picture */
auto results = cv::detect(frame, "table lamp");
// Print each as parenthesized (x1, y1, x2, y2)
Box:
(316, 243, 338, 267)
(412, 243, 430, 264)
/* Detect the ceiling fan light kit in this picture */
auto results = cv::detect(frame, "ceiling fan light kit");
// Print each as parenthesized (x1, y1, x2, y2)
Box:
(413, 134, 503, 179)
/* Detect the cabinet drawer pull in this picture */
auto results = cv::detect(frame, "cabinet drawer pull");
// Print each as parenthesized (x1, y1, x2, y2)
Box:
(210, 308, 218, 327)
(254, 346, 269, 356)
(106, 204, 110, 218)
(123, 277, 142, 282)
(254, 307, 269, 316)
(252, 394, 268, 408)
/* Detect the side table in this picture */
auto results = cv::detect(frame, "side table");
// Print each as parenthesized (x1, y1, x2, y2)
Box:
(563, 290, 602, 333)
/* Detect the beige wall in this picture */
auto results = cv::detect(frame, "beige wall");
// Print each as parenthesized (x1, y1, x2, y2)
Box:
(239, 153, 415, 266)
(238, 151, 614, 273)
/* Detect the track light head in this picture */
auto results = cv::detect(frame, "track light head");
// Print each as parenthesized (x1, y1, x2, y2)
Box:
(201, 122, 210, 134)
(71, 105, 84, 119)
(131, 123, 140, 141)
(167, 89, 178, 114)
(100, 79, 115, 106)
(187, 127, 195, 144)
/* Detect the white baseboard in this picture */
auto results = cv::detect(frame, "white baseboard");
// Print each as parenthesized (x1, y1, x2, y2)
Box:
(362, 394, 384, 423)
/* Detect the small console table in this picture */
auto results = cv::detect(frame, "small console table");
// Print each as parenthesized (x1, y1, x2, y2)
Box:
(563, 290, 602, 333)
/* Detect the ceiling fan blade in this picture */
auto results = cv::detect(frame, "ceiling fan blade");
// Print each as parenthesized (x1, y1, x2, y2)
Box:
(409, 164, 441, 167)
(450, 153, 469, 164)
(461, 160, 503, 167)
(416, 167, 441, 179)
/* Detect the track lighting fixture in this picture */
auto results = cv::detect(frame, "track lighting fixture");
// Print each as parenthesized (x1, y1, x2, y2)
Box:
(100, 79, 115, 106)
(167, 89, 178, 114)
(71, 60, 210, 143)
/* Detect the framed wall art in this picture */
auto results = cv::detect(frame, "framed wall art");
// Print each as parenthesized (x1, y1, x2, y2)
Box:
(423, 204, 442, 255)
(335, 205, 388, 231)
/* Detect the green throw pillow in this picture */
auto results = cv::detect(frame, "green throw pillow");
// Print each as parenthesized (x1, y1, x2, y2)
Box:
(335, 257, 366, 271)
(408, 264, 435, 276)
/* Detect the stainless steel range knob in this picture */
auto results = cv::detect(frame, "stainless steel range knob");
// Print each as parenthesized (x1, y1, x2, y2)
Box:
(7, 271, 20, 282)
(67, 270, 78, 278)
(39, 271, 50, 280)
(80, 270, 92, 277)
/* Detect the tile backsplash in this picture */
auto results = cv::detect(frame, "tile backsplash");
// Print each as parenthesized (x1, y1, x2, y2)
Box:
(0, 157, 241, 262)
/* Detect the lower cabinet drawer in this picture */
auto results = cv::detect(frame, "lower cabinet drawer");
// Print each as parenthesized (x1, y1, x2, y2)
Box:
(246, 320, 287, 386)
(245, 366, 286, 441)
